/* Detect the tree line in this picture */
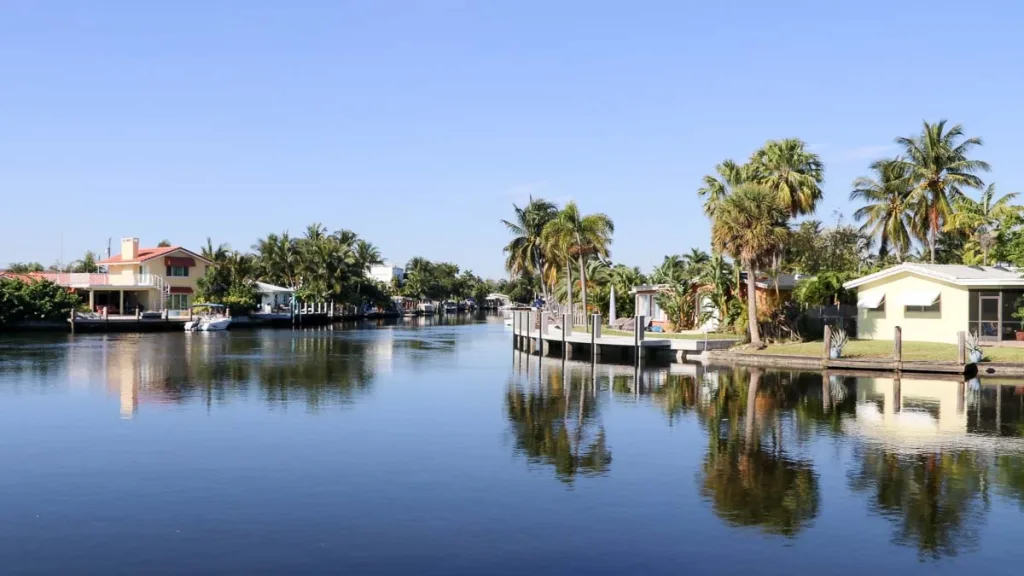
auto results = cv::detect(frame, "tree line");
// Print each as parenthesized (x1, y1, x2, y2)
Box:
(196, 224, 499, 312)
(502, 119, 1020, 347)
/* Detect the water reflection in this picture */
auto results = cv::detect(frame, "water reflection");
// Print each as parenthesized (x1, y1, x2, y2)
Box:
(697, 368, 820, 536)
(0, 320, 478, 418)
(506, 352, 611, 484)
(6, 326, 1024, 571)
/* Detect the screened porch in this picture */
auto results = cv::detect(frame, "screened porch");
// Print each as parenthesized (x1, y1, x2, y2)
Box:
(968, 289, 1024, 341)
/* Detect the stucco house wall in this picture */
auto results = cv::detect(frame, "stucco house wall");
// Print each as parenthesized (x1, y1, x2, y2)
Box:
(855, 272, 968, 344)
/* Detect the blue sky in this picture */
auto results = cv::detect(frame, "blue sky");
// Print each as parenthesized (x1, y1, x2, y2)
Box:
(2, 1, 1023, 278)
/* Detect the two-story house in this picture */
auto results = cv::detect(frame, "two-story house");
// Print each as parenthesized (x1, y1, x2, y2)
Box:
(86, 238, 212, 315)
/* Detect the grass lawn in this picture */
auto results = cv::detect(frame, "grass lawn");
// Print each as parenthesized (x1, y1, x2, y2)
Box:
(574, 326, 739, 340)
(751, 339, 1024, 363)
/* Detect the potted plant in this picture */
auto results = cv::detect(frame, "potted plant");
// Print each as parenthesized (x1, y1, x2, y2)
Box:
(829, 327, 848, 359)
(1013, 296, 1024, 341)
(965, 332, 983, 364)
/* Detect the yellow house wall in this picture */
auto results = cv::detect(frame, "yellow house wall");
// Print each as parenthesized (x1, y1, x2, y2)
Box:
(855, 272, 968, 344)
(103, 249, 208, 310)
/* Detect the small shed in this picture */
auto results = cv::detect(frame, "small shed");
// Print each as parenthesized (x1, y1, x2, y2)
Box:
(255, 281, 295, 313)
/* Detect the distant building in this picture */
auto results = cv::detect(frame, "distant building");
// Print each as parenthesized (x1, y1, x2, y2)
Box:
(369, 263, 404, 285)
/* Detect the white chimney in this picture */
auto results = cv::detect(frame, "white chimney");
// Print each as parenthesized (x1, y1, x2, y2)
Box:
(121, 237, 139, 261)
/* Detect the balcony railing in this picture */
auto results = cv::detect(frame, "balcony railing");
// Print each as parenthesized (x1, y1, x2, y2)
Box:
(36, 272, 162, 288)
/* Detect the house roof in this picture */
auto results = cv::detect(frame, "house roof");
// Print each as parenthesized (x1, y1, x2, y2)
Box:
(98, 246, 212, 265)
(255, 281, 295, 293)
(0, 271, 42, 282)
(755, 273, 804, 291)
(630, 284, 669, 294)
(843, 263, 1024, 289)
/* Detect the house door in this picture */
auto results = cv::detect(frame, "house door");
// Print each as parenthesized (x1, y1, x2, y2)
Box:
(980, 295, 1001, 341)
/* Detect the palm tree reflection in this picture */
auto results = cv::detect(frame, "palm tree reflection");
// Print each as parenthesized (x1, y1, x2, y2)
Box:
(505, 362, 611, 484)
(697, 368, 820, 536)
(848, 448, 989, 560)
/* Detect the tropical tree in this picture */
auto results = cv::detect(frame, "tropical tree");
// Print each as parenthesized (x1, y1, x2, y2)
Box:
(5, 262, 45, 273)
(711, 184, 789, 348)
(697, 160, 747, 218)
(354, 239, 383, 274)
(693, 254, 736, 330)
(541, 202, 614, 319)
(650, 254, 687, 285)
(748, 138, 825, 217)
(851, 158, 916, 263)
(895, 120, 990, 263)
(69, 251, 101, 273)
(502, 197, 558, 300)
(944, 184, 1019, 265)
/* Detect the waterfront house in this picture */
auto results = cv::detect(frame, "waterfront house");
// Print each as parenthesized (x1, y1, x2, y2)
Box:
(843, 263, 1024, 344)
(255, 281, 295, 314)
(4, 238, 211, 315)
(90, 238, 211, 315)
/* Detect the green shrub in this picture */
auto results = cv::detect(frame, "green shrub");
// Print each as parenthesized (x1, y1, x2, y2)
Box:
(0, 278, 81, 325)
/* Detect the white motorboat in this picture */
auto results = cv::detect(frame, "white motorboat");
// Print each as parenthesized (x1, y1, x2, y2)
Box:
(184, 304, 232, 331)
(418, 302, 436, 315)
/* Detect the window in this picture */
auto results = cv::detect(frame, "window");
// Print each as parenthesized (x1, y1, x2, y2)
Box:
(905, 302, 941, 313)
(169, 294, 190, 310)
(166, 265, 189, 277)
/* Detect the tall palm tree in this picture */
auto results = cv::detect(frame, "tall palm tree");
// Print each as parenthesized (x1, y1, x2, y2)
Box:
(895, 120, 990, 263)
(70, 251, 100, 273)
(749, 138, 825, 217)
(850, 158, 915, 263)
(542, 202, 614, 320)
(944, 184, 1019, 265)
(711, 184, 789, 348)
(355, 239, 383, 274)
(502, 197, 558, 300)
(201, 237, 229, 264)
(651, 254, 686, 285)
(698, 160, 747, 218)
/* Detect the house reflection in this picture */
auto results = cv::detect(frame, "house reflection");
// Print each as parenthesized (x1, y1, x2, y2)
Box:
(845, 377, 968, 445)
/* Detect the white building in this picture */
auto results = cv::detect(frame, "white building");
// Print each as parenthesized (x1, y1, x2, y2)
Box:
(255, 281, 295, 314)
(369, 263, 404, 285)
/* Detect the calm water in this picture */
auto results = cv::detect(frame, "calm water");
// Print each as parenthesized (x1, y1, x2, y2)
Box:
(2, 317, 1024, 574)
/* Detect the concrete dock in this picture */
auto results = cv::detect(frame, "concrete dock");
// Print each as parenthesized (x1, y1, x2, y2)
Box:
(510, 310, 736, 363)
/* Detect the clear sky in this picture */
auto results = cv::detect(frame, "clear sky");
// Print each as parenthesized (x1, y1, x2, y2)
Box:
(2, 1, 1023, 278)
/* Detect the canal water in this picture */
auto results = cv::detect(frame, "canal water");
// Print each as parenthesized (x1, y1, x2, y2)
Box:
(1, 317, 1023, 574)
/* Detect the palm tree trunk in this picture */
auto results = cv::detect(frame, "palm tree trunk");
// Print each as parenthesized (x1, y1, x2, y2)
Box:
(744, 260, 763, 348)
(565, 260, 572, 315)
(929, 232, 936, 264)
(578, 256, 588, 330)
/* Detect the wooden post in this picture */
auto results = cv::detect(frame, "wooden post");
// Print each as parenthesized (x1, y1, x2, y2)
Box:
(893, 326, 902, 369)
(957, 331, 966, 365)
(591, 314, 601, 363)
(69, 309, 75, 334)
(635, 314, 646, 363)
(562, 313, 570, 358)
(823, 324, 832, 362)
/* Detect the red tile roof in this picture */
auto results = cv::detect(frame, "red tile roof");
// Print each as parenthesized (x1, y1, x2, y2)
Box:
(98, 246, 211, 265)
(0, 272, 43, 282)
